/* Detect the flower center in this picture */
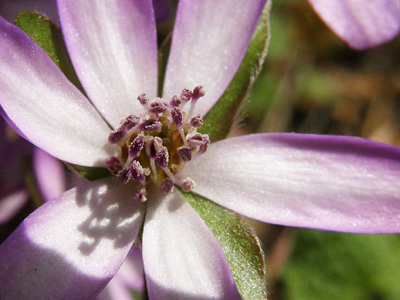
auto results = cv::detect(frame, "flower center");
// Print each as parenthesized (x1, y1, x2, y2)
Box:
(106, 86, 209, 201)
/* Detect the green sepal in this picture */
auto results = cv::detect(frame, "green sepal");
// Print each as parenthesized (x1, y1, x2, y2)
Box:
(199, 3, 271, 142)
(67, 164, 112, 181)
(181, 190, 267, 299)
(15, 11, 84, 93)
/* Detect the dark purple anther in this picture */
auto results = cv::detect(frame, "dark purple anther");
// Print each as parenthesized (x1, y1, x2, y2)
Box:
(108, 129, 126, 144)
(155, 146, 169, 169)
(145, 137, 163, 159)
(189, 114, 203, 128)
(130, 161, 146, 183)
(160, 179, 174, 194)
(129, 134, 145, 158)
(137, 93, 150, 105)
(106, 156, 122, 175)
(138, 119, 162, 132)
(186, 133, 204, 147)
(149, 99, 169, 114)
(180, 89, 192, 102)
(199, 134, 210, 154)
(192, 86, 205, 100)
(171, 107, 183, 127)
(117, 168, 131, 184)
(121, 115, 140, 130)
(170, 95, 182, 107)
(177, 147, 192, 162)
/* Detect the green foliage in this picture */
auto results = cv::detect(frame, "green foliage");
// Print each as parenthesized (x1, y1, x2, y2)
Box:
(181, 190, 267, 299)
(283, 230, 400, 300)
(15, 12, 84, 92)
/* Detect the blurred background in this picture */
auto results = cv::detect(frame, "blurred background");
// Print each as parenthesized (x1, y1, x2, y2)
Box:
(1, 0, 400, 299)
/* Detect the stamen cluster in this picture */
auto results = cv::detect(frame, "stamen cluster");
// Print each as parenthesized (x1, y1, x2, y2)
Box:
(106, 86, 209, 201)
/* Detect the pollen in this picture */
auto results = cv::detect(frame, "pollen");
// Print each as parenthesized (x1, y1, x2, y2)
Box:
(106, 86, 208, 199)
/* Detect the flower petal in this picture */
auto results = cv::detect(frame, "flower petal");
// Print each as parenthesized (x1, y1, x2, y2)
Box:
(143, 189, 241, 300)
(162, 0, 268, 117)
(33, 148, 66, 203)
(58, 0, 158, 128)
(0, 0, 59, 24)
(0, 178, 145, 300)
(308, 0, 400, 50)
(0, 190, 28, 224)
(0, 17, 114, 166)
(97, 246, 144, 300)
(179, 133, 400, 233)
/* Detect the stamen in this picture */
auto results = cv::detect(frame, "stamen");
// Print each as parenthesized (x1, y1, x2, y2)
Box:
(180, 89, 192, 103)
(170, 95, 182, 107)
(145, 137, 163, 159)
(192, 85, 205, 100)
(149, 99, 169, 115)
(106, 156, 122, 175)
(160, 179, 174, 194)
(130, 161, 146, 183)
(129, 134, 145, 158)
(137, 93, 150, 106)
(177, 147, 192, 162)
(155, 146, 169, 169)
(108, 129, 126, 144)
(138, 119, 162, 132)
(120, 115, 140, 130)
(186, 132, 204, 148)
(182, 177, 195, 192)
(189, 114, 203, 128)
(117, 168, 131, 184)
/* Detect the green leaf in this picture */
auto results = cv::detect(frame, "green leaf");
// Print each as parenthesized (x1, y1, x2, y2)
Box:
(181, 190, 267, 299)
(199, 3, 271, 142)
(67, 164, 112, 181)
(283, 230, 400, 300)
(15, 11, 84, 93)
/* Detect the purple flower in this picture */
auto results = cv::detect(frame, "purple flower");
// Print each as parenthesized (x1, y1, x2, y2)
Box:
(0, 118, 65, 224)
(0, 1, 399, 300)
(308, 0, 400, 50)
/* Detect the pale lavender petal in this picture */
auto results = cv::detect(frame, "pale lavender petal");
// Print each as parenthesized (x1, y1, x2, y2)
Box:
(33, 148, 66, 203)
(179, 133, 400, 233)
(308, 0, 400, 50)
(143, 189, 241, 300)
(0, 0, 59, 24)
(0, 17, 114, 166)
(0, 178, 145, 300)
(58, 0, 158, 128)
(96, 246, 144, 300)
(163, 0, 267, 117)
(0, 190, 28, 224)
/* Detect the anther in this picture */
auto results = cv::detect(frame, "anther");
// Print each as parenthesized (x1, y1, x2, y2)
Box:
(108, 129, 126, 144)
(121, 115, 140, 131)
(138, 119, 162, 132)
(192, 85, 205, 100)
(117, 168, 131, 184)
(180, 89, 192, 103)
(177, 147, 192, 162)
(149, 99, 169, 115)
(106, 156, 122, 175)
(155, 146, 169, 169)
(145, 137, 163, 159)
(198, 134, 210, 154)
(189, 114, 203, 128)
(171, 107, 183, 127)
(137, 93, 150, 106)
(182, 177, 195, 192)
(160, 179, 174, 194)
(186, 132, 204, 148)
(129, 134, 145, 158)
(130, 161, 146, 183)
(170, 95, 182, 107)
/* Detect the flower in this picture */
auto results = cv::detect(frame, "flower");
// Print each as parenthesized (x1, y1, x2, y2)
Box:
(308, 0, 400, 50)
(0, 118, 65, 225)
(0, 1, 399, 300)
